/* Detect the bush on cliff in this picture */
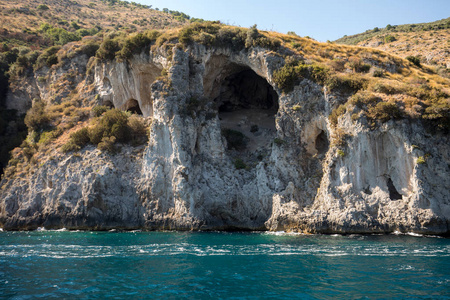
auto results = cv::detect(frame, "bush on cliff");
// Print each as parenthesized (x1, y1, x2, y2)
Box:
(222, 128, 247, 150)
(24, 100, 49, 131)
(62, 108, 148, 153)
(273, 59, 328, 93)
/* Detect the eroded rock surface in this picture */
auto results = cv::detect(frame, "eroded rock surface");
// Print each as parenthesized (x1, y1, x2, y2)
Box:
(1, 43, 449, 234)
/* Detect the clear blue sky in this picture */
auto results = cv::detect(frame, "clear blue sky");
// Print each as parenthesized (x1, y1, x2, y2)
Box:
(137, 0, 450, 41)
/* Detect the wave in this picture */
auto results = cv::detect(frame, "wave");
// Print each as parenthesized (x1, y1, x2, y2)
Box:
(1, 242, 448, 259)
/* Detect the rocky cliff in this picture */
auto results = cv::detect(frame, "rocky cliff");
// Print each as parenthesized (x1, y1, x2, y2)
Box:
(0, 34, 449, 234)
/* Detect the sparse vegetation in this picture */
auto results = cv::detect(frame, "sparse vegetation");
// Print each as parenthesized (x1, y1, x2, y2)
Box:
(233, 158, 246, 170)
(222, 129, 247, 150)
(62, 108, 149, 153)
(273, 59, 328, 93)
(335, 17, 450, 67)
(406, 55, 421, 67)
(416, 156, 426, 164)
(24, 100, 49, 131)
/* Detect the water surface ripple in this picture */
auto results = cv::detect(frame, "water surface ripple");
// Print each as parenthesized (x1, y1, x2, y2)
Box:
(1, 231, 449, 299)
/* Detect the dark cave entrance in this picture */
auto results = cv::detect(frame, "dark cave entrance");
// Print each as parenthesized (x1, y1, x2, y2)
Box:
(123, 99, 143, 115)
(214, 68, 279, 155)
(217, 69, 278, 112)
(387, 177, 402, 200)
(315, 130, 329, 155)
(102, 100, 114, 109)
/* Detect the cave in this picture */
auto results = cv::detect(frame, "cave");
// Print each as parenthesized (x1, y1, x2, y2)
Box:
(123, 99, 143, 115)
(216, 69, 278, 112)
(387, 177, 402, 200)
(102, 100, 114, 109)
(214, 68, 279, 154)
(315, 130, 329, 155)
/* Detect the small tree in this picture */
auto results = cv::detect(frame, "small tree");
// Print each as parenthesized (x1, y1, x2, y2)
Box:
(37, 4, 49, 10)
(406, 56, 421, 67)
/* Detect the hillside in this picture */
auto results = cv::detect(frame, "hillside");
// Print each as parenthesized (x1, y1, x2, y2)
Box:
(0, 0, 189, 50)
(0, 2, 449, 233)
(0, 0, 195, 173)
(335, 18, 450, 72)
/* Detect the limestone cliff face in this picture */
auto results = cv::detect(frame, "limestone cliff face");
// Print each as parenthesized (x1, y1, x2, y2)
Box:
(1, 43, 449, 234)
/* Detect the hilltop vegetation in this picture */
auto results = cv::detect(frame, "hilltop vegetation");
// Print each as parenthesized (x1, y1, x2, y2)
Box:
(335, 18, 450, 72)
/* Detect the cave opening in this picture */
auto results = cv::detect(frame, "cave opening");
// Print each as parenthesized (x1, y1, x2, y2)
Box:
(315, 130, 329, 155)
(387, 177, 402, 200)
(102, 100, 114, 109)
(123, 99, 143, 115)
(214, 68, 279, 155)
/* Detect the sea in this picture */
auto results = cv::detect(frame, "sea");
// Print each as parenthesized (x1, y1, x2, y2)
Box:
(0, 230, 449, 299)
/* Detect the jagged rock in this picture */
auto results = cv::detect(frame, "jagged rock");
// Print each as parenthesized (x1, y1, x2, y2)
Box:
(1, 43, 449, 234)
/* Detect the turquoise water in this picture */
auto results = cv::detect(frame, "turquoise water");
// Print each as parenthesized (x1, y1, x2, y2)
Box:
(0, 230, 449, 299)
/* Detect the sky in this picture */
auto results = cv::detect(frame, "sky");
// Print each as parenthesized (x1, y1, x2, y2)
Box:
(137, 0, 450, 42)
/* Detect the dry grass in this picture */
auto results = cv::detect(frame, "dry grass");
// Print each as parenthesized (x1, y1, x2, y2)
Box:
(0, 0, 187, 49)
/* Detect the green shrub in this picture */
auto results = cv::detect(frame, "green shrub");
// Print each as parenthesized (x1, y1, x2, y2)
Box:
(61, 140, 81, 152)
(222, 128, 247, 150)
(273, 60, 328, 93)
(371, 83, 400, 95)
(337, 149, 345, 157)
(367, 102, 403, 122)
(406, 56, 421, 67)
(24, 100, 49, 131)
(62, 108, 148, 152)
(128, 114, 148, 145)
(116, 32, 152, 60)
(326, 74, 367, 94)
(71, 127, 90, 146)
(384, 35, 396, 43)
(416, 156, 426, 164)
(273, 65, 298, 93)
(37, 4, 49, 10)
(88, 109, 129, 144)
(372, 68, 385, 77)
(96, 39, 120, 61)
(80, 42, 100, 58)
(215, 27, 246, 50)
(92, 105, 110, 117)
(329, 104, 346, 126)
(422, 100, 450, 131)
(71, 22, 80, 30)
(348, 91, 379, 108)
(43, 26, 81, 45)
(347, 58, 371, 73)
(98, 136, 116, 153)
(38, 129, 60, 145)
(233, 158, 246, 169)
(273, 138, 286, 146)
(177, 22, 221, 46)
(34, 46, 61, 70)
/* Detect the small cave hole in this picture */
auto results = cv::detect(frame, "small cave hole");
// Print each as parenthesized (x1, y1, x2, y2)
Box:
(124, 99, 143, 115)
(386, 177, 402, 200)
(103, 100, 114, 109)
(315, 130, 329, 155)
(215, 68, 279, 155)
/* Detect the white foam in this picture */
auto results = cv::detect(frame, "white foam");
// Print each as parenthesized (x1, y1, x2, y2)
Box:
(263, 231, 304, 236)
(406, 232, 423, 237)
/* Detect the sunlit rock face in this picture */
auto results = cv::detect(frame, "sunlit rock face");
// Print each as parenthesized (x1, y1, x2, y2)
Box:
(1, 43, 449, 234)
